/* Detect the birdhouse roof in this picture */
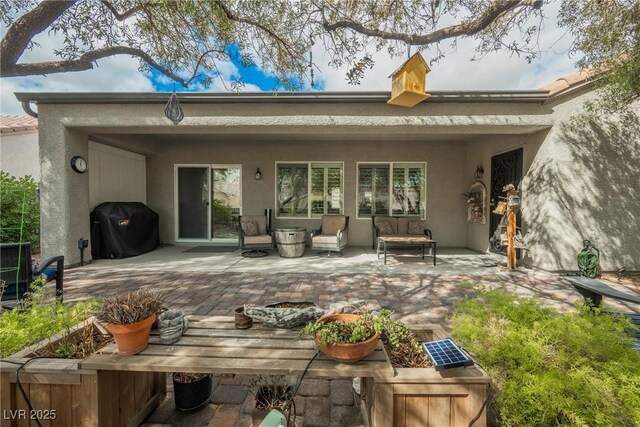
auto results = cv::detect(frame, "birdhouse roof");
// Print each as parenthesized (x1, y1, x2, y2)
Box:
(389, 52, 431, 78)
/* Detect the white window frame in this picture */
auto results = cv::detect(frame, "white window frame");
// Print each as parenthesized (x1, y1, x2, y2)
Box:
(356, 161, 427, 219)
(275, 161, 345, 219)
(174, 164, 243, 243)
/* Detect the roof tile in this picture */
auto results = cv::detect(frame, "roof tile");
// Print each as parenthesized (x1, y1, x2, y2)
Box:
(0, 115, 38, 134)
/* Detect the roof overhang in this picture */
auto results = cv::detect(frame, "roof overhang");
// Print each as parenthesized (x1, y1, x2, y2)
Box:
(14, 90, 549, 105)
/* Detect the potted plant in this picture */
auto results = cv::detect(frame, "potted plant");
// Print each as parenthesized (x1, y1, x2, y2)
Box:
(248, 375, 293, 427)
(97, 288, 164, 355)
(172, 372, 213, 411)
(1, 282, 166, 425)
(353, 309, 489, 427)
(301, 312, 381, 362)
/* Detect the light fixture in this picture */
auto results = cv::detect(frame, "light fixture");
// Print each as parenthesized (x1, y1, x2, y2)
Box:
(255, 168, 262, 180)
(474, 165, 484, 179)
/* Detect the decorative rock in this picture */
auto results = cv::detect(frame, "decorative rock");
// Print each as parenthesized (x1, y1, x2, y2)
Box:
(245, 302, 324, 328)
(157, 310, 188, 345)
(352, 378, 361, 395)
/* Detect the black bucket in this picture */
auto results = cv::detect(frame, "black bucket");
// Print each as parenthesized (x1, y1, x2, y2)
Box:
(173, 375, 213, 411)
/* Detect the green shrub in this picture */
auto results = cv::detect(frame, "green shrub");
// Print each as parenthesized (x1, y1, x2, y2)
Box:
(212, 199, 233, 223)
(450, 286, 640, 427)
(0, 171, 40, 251)
(0, 277, 98, 357)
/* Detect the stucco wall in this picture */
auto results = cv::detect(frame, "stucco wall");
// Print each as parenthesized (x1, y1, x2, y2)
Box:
(520, 90, 640, 271)
(464, 132, 546, 253)
(0, 131, 40, 180)
(144, 139, 468, 247)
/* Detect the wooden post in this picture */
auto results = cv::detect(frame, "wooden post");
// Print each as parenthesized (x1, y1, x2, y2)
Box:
(507, 208, 517, 269)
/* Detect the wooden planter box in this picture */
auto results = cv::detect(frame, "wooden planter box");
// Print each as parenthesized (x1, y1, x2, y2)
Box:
(362, 325, 490, 427)
(0, 319, 166, 427)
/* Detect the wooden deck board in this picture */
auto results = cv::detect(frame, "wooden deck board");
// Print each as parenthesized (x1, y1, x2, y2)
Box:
(83, 315, 394, 378)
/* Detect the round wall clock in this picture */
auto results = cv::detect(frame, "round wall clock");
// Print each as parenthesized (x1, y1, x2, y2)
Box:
(70, 156, 88, 173)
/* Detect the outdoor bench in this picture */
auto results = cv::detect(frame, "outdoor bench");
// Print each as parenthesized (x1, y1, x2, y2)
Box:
(81, 315, 394, 377)
(80, 316, 490, 427)
(565, 276, 640, 349)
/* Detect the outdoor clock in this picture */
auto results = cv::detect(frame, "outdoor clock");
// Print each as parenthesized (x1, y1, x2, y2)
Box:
(70, 156, 88, 173)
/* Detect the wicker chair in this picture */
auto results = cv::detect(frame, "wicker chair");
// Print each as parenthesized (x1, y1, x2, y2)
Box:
(238, 215, 274, 257)
(0, 242, 64, 303)
(310, 215, 349, 257)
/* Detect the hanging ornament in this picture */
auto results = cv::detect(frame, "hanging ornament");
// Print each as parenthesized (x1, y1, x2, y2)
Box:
(164, 89, 184, 125)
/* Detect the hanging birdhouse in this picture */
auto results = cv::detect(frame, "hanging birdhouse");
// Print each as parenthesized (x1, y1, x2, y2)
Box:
(387, 52, 431, 107)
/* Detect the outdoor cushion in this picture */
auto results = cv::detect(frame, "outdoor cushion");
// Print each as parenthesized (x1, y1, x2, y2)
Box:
(312, 235, 340, 244)
(321, 215, 346, 235)
(374, 216, 398, 234)
(241, 221, 259, 236)
(377, 221, 394, 235)
(244, 235, 272, 245)
(241, 215, 267, 235)
(408, 220, 427, 235)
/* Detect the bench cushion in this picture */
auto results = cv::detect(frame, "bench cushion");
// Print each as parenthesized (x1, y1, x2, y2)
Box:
(408, 220, 427, 235)
(374, 216, 398, 234)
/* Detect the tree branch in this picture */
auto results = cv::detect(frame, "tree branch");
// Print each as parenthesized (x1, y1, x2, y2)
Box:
(322, 0, 541, 46)
(0, 0, 77, 75)
(100, 1, 145, 21)
(213, 0, 305, 67)
(2, 45, 223, 88)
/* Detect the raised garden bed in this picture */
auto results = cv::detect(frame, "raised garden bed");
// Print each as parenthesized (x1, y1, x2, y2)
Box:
(0, 318, 166, 427)
(361, 324, 490, 427)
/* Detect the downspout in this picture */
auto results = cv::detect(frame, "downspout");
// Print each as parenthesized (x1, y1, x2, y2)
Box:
(21, 101, 38, 118)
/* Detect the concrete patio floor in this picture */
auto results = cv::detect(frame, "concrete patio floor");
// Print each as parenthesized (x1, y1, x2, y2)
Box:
(82, 245, 499, 274)
(59, 246, 639, 427)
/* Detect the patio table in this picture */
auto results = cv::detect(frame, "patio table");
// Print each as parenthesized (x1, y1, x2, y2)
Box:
(377, 236, 437, 266)
(81, 316, 394, 378)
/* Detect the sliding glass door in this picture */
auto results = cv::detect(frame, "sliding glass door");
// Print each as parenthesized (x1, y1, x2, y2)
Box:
(175, 165, 242, 242)
(177, 167, 209, 239)
(211, 166, 241, 239)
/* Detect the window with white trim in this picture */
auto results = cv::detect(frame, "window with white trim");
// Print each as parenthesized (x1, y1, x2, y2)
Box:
(276, 162, 343, 218)
(357, 162, 426, 218)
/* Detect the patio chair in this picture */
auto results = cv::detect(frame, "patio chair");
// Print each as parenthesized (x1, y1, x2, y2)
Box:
(310, 215, 349, 257)
(0, 242, 64, 304)
(238, 215, 274, 257)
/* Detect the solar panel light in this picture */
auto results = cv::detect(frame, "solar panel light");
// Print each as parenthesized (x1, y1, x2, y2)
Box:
(422, 338, 475, 371)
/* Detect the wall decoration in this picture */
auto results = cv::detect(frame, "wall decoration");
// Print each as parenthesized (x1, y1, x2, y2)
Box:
(463, 182, 487, 224)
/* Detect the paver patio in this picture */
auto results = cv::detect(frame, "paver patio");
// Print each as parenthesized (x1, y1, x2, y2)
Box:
(61, 246, 639, 426)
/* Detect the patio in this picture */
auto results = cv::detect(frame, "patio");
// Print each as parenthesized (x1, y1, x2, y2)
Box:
(55, 246, 640, 427)
(66, 246, 640, 324)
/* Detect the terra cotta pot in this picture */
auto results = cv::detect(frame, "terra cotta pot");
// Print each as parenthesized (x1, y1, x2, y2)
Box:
(314, 313, 379, 363)
(107, 314, 156, 355)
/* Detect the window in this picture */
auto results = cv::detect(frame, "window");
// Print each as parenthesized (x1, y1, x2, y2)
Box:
(357, 162, 426, 218)
(276, 162, 343, 218)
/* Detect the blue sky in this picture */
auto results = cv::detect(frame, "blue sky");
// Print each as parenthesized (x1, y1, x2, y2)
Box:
(0, 2, 576, 115)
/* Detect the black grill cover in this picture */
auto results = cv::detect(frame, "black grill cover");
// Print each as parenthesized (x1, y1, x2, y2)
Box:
(91, 202, 159, 259)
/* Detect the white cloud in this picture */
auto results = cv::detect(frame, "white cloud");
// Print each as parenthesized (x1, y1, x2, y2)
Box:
(313, 1, 577, 92)
(0, 1, 580, 115)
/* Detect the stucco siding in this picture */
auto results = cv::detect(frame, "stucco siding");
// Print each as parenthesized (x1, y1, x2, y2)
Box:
(0, 131, 40, 180)
(521, 91, 640, 271)
(464, 132, 546, 253)
(145, 139, 468, 247)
